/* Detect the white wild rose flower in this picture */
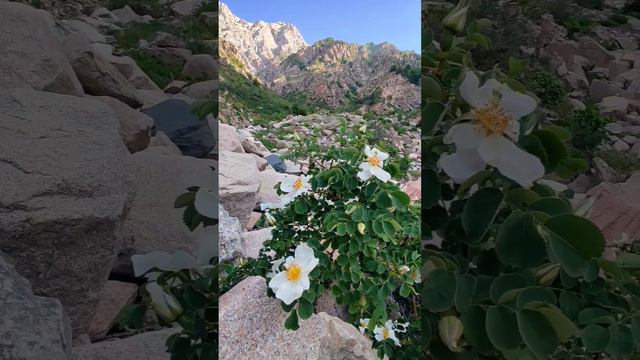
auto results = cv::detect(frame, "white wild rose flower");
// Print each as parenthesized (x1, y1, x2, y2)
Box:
(357, 145, 391, 182)
(358, 318, 370, 334)
(438, 71, 544, 188)
(374, 320, 401, 346)
(280, 175, 312, 198)
(268, 243, 319, 305)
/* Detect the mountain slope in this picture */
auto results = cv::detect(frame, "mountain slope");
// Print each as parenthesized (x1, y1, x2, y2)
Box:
(219, 2, 307, 82)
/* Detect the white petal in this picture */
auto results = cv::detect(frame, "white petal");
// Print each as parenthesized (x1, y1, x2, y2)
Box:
(460, 71, 481, 106)
(274, 280, 305, 305)
(370, 166, 391, 182)
(357, 170, 371, 181)
(478, 135, 545, 188)
(438, 149, 486, 184)
(294, 243, 315, 265)
(364, 145, 372, 156)
(499, 87, 537, 121)
(359, 162, 371, 171)
(444, 123, 485, 150)
(280, 178, 294, 193)
(268, 271, 288, 291)
(194, 187, 216, 219)
(503, 118, 520, 141)
(390, 333, 401, 346)
(299, 273, 310, 290)
(377, 150, 389, 161)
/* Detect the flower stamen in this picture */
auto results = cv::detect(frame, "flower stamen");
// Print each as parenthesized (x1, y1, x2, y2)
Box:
(286, 264, 302, 281)
(293, 178, 304, 190)
(473, 103, 511, 135)
(368, 155, 381, 167)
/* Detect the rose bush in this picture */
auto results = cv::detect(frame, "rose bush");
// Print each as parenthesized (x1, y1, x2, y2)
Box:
(222, 119, 422, 359)
(421, 2, 640, 359)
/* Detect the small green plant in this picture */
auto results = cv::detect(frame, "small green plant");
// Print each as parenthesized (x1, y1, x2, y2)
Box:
(114, 21, 179, 49)
(597, 150, 640, 177)
(128, 50, 188, 88)
(108, 0, 167, 17)
(522, 68, 568, 109)
(566, 108, 610, 154)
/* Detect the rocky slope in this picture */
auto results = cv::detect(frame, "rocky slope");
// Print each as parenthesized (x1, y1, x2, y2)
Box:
(219, 2, 307, 82)
(220, 2, 420, 112)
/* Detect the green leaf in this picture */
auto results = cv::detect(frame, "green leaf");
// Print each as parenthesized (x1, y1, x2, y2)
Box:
(375, 191, 392, 209)
(174, 191, 195, 208)
(462, 306, 494, 353)
(505, 188, 540, 209)
(545, 215, 604, 258)
(517, 309, 559, 358)
(495, 211, 546, 268)
(486, 306, 522, 350)
(517, 287, 557, 308)
(508, 57, 527, 77)
(537, 305, 578, 342)
(578, 308, 615, 325)
(423, 76, 442, 99)
(423, 169, 441, 209)
(462, 188, 504, 243)
(520, 135, 549, 168)
(400, 283, 411, 298)
(490, 273, 529, 304)
(581, 324, 609, 352)
(545, 229, 589, 277)
(467, 18, 493, 34)
(455, 274, 476, 313)
(559, 291, 581, 321)
(532, 129, 568, 170)
(390, 190, 410, 211)
(297, 300, 313, 320)
(467, 33, 490, 49)
(555, 157, 589, 179)
(284, 309, 299, 330)
(423, 101, 446, 135)
(529, 198, 572, 217)
(294, 200, 308, 214)
(606, 324, 634, 357)
(423, 269, 457, 312)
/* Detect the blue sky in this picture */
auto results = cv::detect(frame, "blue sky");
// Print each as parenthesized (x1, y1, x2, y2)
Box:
(222, 1, 421, 53)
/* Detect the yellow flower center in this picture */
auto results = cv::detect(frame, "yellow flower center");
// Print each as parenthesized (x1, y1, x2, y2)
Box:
(383, 329, 390, 339)
(368, 155, 381, 167)
(473, 103, 511, 135)
(293, 178, 304, 191)
(286, 264, 303, 281)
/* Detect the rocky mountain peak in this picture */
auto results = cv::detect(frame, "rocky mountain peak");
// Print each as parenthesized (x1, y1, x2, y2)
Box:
(219, 2, 308, 81)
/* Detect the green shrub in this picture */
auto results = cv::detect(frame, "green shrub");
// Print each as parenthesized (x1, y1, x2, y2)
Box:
(129, 50, 187, 88)
(114, 21, 178, 49)
(522, 68, 568, 108)
(597, 150, 640, 176)
(566, 108, 610, 154)
(576, 0, 604, 9)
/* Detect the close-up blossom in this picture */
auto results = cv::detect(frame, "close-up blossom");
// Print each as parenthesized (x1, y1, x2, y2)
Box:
(438, 71, 545, 188)
(374, 320, 401, 347)
(268, 243, 319, 305)
(280, 174, 312, 198)
(357, 145, 391, 182)
(194, 186, 216, 219)
(358, 318, 370, 334)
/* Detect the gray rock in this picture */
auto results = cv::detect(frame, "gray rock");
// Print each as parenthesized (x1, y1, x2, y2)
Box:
(112, 6, 143, 25)
(599, 96, 630, 118)
(265, 154, 287, 173)
(257, 169, 287, 204)
(219, 123, 244, 153)
(63, 19, 107, 44)
(182, 54, 218, 80)
(0, 2, 83, 96)
(107, 55, 162, 91)
(149, 132, 182, 155)
(578, 38, 615, 67)
(220, 205, 243, 262)
(151, 31, 186, 48)
(142, 99, 216, 158)
(139, 46, 192, 67)
(219, 151, 260, 227)
(73, 328, 177, 360)
(589, 79, 623, 101)
(219, 276, 377, 360)
(240, 227, 273, 258)
(181, 80, 218, 99)
(88, 281, 138, 340)
(171, 0, 206, 16)
(93, 96, 153, 153)
(63, 33, 143, 108)
(588, 173, 640, 243)
(116, 148, 215, 275)
(0, 88, 135, 335)
(0, 252, 72, 360)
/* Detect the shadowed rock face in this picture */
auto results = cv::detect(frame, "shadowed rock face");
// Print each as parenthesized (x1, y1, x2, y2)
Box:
(0, 88, 136, 336)
(1, 252, 72, 360)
